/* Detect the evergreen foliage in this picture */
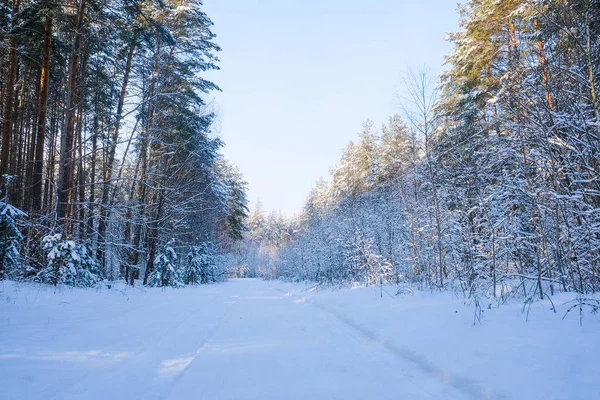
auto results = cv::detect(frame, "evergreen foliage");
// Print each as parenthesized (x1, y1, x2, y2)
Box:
(0, 0, 247, 286)
(146, 241, 182, 288)
(0, 198, 26, 278)
(183, 243, 216, 285)
(38, 234, 100, 287)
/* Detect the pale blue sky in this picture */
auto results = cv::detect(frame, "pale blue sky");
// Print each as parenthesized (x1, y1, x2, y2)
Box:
(203, 0, 460, 215)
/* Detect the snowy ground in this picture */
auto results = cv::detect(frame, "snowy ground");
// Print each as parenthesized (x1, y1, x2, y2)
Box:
(1, 279, 598, 400)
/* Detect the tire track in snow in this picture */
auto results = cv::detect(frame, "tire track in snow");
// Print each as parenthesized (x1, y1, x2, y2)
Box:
(276, 286, 506, 400)
(133, 289, 225, 357)
(73, 289, 227, 400)
(160, 298, 230, 400)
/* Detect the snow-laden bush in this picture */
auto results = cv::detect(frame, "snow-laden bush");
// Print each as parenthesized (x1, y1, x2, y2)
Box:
(182, 243, 216, 284)
(37, 234, 100, 287)
(0, 199, 26, 278)
(345, 234, 393, 286)
(146, 241, 182, 287)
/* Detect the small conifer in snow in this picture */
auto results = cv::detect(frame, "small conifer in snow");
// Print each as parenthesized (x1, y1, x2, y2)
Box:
(38, 234, 100, 287)
(0, 199, 26, 278)
(183, 243, 216, 284)
(146, 240, 182, 287)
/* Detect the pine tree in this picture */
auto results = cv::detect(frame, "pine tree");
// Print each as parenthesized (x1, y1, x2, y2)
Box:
(182, 244, 215, 284)
(38, 234, 100, 287)
(146, 240, 182, 287)
(0, 198, 26, 278)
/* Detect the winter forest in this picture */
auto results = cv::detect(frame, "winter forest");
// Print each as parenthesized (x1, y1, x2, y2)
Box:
(0, 0, 248, 286)
(2, 0, 600, 299)
(1, 1, 600, 398)
(240, 0, 600, 304)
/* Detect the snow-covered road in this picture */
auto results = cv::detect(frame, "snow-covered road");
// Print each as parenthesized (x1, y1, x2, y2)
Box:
(2, 279, 598, 399)
(159, 279, 483, 400)
(0, 279, 481, 400)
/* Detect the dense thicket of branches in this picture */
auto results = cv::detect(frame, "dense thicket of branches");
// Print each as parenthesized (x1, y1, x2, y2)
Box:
(259, 0, 600, 300)
(0, 0, 247, 285)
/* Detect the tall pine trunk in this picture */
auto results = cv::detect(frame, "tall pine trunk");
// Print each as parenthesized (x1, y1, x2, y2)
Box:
(57, 0, 86, 236)
(1, 0, 20, 195)
(32, 16, 53, 212)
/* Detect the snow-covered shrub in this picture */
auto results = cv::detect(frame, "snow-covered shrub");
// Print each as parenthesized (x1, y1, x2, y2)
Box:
(146, 241, 182, 287)
(0, 199, 26, 278)
(182, 243, 215, 284)
(345, 234, 393, 286)
(212, 253, 230, 282)
(37, 234, 100, 287)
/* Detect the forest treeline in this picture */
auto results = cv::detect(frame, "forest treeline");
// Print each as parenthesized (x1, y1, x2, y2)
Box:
(0, 0, 248, 286)
(3, 0, 600, 299)
(242, 0, 600, 300)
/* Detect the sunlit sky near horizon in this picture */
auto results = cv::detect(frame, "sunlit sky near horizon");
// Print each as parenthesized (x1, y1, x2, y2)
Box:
(203, 0, 460, 216)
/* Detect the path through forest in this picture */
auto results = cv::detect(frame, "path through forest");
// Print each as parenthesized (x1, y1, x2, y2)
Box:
(3, 279, 599, 400)
(2, 279, 499, 400)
